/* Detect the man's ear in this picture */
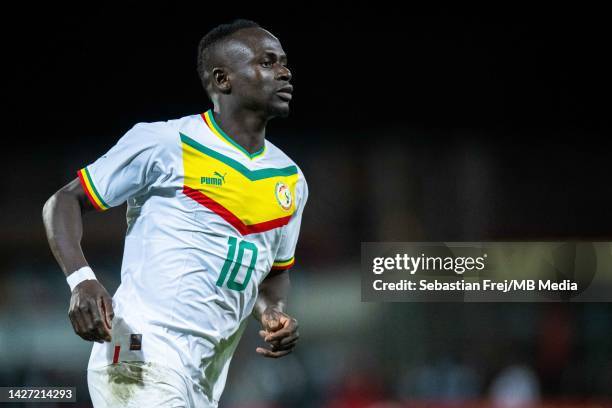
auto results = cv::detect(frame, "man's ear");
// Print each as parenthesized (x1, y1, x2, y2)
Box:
(212, 67, 231, 94)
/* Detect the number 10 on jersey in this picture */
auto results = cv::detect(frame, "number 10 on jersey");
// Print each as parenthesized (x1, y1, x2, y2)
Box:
(216, 237, 258, 291)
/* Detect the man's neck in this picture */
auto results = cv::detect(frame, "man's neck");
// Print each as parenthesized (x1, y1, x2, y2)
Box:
(212, 107, 267, 154)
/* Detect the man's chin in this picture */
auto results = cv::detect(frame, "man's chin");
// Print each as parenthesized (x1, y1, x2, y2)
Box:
(269, 103, 291, 118)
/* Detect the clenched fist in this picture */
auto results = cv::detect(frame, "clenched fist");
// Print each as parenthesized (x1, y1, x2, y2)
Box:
(256, 306, 299, 358)
(68, 280, 114, 343)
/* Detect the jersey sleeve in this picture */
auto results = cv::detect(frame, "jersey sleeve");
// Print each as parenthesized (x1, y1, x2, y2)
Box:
(271, 173, 309, 271)
(77, 122, 169, 210)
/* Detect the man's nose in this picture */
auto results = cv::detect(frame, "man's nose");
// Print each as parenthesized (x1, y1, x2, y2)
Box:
(277, 65, 292, 82)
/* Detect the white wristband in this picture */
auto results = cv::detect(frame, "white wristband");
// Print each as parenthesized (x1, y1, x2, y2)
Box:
(67, 266, 97, 291)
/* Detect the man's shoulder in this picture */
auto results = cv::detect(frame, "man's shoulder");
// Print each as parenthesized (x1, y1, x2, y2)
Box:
(125, 113, 202, 147)
(133, 113, 201, 134)
(164, 113, 204, 133)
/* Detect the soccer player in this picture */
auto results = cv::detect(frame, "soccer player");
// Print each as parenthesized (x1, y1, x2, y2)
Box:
(42, 19, 307, 407)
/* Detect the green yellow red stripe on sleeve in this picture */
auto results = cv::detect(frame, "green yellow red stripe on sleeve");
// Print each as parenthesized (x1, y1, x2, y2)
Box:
(271, 257, 295, 271)
(77, 168, 109, 211)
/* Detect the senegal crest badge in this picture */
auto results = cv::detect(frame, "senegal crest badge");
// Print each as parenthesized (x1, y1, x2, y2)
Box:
(275, 182, 292, 211)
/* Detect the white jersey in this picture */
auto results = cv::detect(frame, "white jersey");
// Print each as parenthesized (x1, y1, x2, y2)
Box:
(78, 110, 308, 406)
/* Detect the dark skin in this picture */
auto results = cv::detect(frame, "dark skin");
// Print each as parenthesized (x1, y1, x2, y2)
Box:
(42, 27, 298, 358)
(42, 179, 114, 343)
(205, 27, 293, 153)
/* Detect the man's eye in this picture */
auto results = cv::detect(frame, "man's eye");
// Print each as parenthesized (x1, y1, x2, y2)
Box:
(261, 61, 273, 68)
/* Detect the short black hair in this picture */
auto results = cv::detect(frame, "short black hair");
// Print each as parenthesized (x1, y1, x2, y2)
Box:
(197, 19, 261, 92)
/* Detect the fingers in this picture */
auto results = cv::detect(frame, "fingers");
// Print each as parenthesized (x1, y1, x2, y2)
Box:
(88, 298, 111, 342)
(69, 298, 111, 343)
(259, 330, 299, 348)
(69, 309, 92, 341)
(269, 340, 298, 353)
(261, 312, 282, 332)
(68, 281, 114, 343)
(271, 334, 299, 351)
(279, 332, 299, 346)
(70, 305, 98, 342)
(257, 321, 299, 358)
(81, 299, 107, 342)
(265, 318, 298, 342)
(256, 347, 293, 359)
(99, 296, 114, 333)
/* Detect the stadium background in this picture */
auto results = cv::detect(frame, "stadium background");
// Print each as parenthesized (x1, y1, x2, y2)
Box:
(3, 4, 611, 407)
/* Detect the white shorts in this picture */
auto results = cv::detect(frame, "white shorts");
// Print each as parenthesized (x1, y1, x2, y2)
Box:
(87, 361, 216, 408)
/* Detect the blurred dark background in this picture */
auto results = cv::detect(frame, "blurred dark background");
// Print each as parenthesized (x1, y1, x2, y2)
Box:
(2, 3, 611, 407)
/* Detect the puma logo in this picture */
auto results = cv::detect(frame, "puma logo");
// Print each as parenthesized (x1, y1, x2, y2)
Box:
(201, 172, 227, 186)
(213, 172, 227, 183)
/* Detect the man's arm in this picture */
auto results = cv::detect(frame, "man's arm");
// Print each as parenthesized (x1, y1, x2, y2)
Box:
(42, 178, 114, 343)
(252, 269, 299, 358)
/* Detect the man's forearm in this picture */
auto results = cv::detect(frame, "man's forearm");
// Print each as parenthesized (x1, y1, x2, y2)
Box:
(44, 179, 115, 342)
(42, 179, 90, 276)
(253, 270, 299, 358)
(253, 270, 291, 321)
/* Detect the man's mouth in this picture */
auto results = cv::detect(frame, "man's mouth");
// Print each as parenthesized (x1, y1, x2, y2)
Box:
(276, 92, 292, 101)
(276, 85, 293, 101)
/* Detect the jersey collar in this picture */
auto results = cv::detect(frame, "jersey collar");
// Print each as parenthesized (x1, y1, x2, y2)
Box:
(201, 109, 266, 160)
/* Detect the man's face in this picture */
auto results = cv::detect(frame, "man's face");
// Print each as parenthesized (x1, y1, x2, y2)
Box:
(221, 28, 293, 117)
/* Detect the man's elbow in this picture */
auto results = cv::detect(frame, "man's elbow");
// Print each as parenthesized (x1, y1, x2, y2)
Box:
(42, 192, 59, 222)
(42, 188, 77, 222)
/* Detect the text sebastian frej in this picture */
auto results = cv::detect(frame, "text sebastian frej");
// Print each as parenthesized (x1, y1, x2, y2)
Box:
(373, 279, 578, 292)
(371, 254, 578, 292)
